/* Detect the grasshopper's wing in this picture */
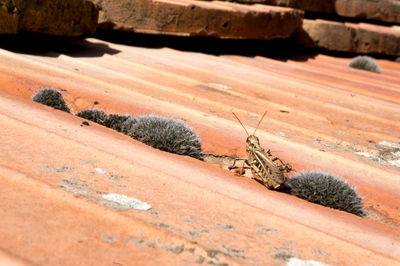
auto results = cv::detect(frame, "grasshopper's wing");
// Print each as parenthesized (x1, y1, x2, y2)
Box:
(253, 150, 285, 189)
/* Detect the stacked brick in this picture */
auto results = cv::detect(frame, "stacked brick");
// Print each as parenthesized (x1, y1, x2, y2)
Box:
(226, 0, 400, 56)
(91, 0, 304, 40)
(1, 0, 399, 56)
(0, 0, 98, 36)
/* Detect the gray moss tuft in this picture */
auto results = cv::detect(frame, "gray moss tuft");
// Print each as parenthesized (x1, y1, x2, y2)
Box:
(348, 56, 381, 73)
(32, 88, 70, 113)
(103, 114, 131, 132)
(284, 171, 365, 217)
(76, 109, 108, 125)
(74, 110, 203, 159)
(76, 109, 130, 132)
(120, 115, 203, 160)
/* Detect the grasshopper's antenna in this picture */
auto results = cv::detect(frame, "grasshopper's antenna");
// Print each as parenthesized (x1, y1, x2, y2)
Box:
(253, 110, 267, 135)
(232, 112, 250, 137)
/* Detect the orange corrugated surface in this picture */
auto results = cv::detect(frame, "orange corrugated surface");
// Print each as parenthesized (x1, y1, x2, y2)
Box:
(0, 36, 399, 265)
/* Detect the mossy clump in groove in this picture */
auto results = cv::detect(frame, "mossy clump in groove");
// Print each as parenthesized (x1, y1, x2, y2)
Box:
(103, 114, 131, 132)
(76, 109, 130, 132)
(76, 109, 108, 125)
(284, 171, 365, 217)
(120, 115, 203, 160)
(32, 88, 70, 113)
(348, 56, 381, 73)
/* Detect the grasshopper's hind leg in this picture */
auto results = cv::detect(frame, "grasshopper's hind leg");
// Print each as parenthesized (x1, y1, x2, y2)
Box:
(229, 157, 250, 176)
(271, 157, 292, 172)
(228, 157, 247, 170)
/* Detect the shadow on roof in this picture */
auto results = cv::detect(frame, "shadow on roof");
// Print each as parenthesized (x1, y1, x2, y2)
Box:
(94, 29, 318, 62)
(0, 32, 121, 58)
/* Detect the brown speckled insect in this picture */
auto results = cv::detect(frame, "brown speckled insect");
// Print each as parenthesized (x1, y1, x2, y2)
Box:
(229, 111, 292, 190)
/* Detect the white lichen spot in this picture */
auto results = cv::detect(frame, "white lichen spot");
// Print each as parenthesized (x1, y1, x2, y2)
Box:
(379, 141, 400, 149)
(73, 189, 88, 195)
(391, 150, 400, 157)
(102, 235, 116, 243)
(102, 193, 151, 211)
(392, 150, 400, 157)
(355, 151, 377, 160)
(356, 151, 400, 169)
(207, 83, 231, 90)
(94, 168, 106, 174)
(287, 257, 331, 266)
(388, 160, 400, 168)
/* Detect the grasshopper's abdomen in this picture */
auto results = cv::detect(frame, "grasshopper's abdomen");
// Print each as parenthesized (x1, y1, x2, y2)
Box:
(249, 158, 286, 189)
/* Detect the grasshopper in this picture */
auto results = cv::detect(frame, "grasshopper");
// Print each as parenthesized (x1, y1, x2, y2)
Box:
(229, 111, 292, 190)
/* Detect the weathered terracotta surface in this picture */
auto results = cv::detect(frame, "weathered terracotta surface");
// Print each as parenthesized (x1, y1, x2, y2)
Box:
(296, 18, 400, 56)
(0, 37, 399, 264)
(91, 0, 303, 39)
(230, 0, 400, 24)
(0, 0, 98, 36)
(335, 0, 400, 24)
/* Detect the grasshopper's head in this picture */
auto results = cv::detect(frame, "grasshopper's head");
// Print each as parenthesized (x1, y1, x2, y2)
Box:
(246, 135, 260, 147)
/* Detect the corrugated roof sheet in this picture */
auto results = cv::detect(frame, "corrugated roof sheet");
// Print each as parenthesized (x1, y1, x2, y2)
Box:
(0, 35, 399, 265)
